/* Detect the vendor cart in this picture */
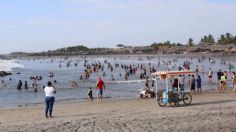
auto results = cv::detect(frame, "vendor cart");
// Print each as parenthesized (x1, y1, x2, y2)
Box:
(151, 70, 195, 107)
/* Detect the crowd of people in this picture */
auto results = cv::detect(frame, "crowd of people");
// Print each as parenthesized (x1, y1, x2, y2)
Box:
(1, 55, 236, 118)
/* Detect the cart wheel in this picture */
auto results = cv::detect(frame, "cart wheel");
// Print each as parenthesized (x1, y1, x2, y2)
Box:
(183, 93, 192, 105)
(157, 98, 167, 107)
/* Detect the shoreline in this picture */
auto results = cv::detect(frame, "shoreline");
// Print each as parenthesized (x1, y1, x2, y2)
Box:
(8, 52, 236, 60)
(0, 82, 234, 109)
(1, 91, 236, 131)
(0, 87, 234, 109)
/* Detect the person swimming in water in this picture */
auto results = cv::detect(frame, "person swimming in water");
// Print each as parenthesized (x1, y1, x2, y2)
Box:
(24, 81, 28, 90)
(17, 80, 22, 90)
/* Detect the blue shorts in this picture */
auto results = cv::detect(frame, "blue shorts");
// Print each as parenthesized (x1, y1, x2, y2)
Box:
(97, 89, 103, 96)
(197, 85, 201, 89)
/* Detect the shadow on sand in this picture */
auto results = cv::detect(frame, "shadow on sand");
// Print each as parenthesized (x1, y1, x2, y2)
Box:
(177, 100, 236, 107)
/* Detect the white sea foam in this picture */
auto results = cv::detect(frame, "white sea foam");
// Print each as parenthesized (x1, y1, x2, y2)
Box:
(0, 60, 24, 71)
(106, 79, 145, 84)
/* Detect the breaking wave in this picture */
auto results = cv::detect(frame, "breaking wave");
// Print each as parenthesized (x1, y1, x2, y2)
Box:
(0, 60, 24, 71)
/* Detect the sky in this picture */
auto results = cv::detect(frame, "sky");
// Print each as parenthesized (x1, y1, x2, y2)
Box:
(0, 0, 236, 54)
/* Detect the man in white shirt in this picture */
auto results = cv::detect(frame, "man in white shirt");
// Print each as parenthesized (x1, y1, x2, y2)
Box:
(44, 81, 56, 118)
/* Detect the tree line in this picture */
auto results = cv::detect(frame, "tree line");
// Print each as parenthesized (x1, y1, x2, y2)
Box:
(151, 33, 236, 49)
(42, 33, 236, 53)
(55, 45, 90, 52)
(191, 32, 236, 46)
(8, 32, 236, 56)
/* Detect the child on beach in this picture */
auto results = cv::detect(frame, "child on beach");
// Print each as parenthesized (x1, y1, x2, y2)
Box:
(87, 87, 93, 102)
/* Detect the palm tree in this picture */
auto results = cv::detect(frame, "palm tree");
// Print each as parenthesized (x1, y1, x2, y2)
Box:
(208, 34, 215, 44)
(218, 34, 226, 44)
(203, 36, 208, 42)
(234, 36, 236, 44)
(225, 33, 232, 44)
(226, 33, 232, 39)
(200, 38, 204, 43)
(188, 38, 194, 46)
(166, 41, 171, 45)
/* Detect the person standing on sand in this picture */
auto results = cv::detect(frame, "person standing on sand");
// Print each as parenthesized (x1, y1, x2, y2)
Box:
(178, 75, 184, 91)
(219, 74, 226, 93)
(196, 75, 202, 94)
(190, 75, 196, 94)
(96, 77, 105, 101)
(232, 72, 236, 92)
(87, 87, 93, 102)
(223, 71, 228, 90)
(172, 77, 178, 90)
(44, 81, 56, 118)
(217, 69, 223, 81)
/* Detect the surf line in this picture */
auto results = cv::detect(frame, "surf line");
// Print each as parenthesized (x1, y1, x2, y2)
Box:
(106, 79, 146, 84)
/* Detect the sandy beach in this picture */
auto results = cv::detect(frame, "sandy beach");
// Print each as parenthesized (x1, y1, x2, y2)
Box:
(1, 91, 236, 132)
(1, 0, 236, 131)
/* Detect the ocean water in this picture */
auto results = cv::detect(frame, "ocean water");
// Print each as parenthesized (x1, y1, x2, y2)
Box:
(0, 55, 235, 108)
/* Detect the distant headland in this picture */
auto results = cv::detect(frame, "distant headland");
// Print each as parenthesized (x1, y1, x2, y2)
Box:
(5, 33, 236, 57)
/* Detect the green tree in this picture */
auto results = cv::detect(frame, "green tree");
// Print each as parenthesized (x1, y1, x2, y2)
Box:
(218, 33, 236, 44)
(188, 38, 194, 46)
(200, 34, 215, 44)
(226, 33, 232, 39)
(218, 34, 226, 44)
(234, 36, 236, 44)
(116, 44, 125, 48)
(225, 33, 232, 44)
(207, 34, 215, 44)
(200, 38, 204, 43)
(164, 41, 171, 45)
(203, 36, 208, 42)
(176, 43, 182, 46)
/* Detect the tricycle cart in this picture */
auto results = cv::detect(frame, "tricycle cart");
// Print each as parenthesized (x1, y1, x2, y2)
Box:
(151, 70, 195, 107)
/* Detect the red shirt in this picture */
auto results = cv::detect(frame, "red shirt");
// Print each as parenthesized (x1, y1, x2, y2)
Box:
(96, 79, 104, 90)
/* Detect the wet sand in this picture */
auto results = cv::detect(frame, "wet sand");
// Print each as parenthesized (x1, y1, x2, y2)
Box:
(1, 91, 236, 132)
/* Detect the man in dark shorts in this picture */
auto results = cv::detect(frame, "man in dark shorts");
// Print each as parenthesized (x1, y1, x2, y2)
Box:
(217, 69, 223, 81)
(190, 74, 196, 94)
(96, 77, 105, 101)
(196, 75, 202, 94)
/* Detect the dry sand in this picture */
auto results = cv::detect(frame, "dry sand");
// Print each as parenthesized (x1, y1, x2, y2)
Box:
(1, 92, 236, 132)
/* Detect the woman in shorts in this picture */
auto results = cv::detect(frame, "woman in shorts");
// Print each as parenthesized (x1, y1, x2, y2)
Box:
(219, 75, 226, 93)
(208, 68, 213, 83)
